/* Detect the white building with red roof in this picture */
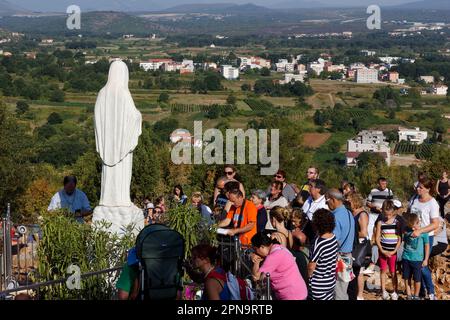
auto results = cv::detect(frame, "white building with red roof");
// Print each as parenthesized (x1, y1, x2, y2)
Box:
(346, 130, 391, 166)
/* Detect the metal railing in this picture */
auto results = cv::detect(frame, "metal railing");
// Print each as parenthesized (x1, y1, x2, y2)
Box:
(260, 273, 272, 300)
(217, 235, 253, 279)
(216, 235, 272, 300)
(0, 266, 122, 300)
(1, 203, 40, 290)
(1, 203, 13, 290)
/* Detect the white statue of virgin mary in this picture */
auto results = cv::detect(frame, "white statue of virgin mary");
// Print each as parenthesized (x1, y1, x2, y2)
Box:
(92, 60, 144, 234)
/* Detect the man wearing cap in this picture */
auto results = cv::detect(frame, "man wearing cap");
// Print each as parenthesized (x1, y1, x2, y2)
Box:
(48, 176, 92, 223)
(143, 199, 155, 225)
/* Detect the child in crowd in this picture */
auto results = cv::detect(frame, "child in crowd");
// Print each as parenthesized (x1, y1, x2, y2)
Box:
(402, 213, 430, 300)
(289, 208, 309, 253)
(375, 200, 402, 300)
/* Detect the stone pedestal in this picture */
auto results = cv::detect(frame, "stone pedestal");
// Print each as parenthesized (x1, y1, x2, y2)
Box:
(92, 205, 144, 236)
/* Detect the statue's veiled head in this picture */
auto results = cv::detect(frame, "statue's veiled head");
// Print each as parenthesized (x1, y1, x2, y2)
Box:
(106, 60, 129, 88)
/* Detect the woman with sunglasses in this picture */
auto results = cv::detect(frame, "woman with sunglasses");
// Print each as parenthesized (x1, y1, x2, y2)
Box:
(151, 206, 164, 224)
(213, 165, 245, 207)
(269, 170, 297, 203)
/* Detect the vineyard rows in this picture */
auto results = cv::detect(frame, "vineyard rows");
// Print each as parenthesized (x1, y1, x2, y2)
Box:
(394, 141, 433, 160)
(348, 109, 369, 118)
(170, 103, 236, 113)
(243, 98, 275, 112)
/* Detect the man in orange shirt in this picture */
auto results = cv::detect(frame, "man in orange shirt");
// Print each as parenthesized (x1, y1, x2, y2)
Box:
(218, 189, 257, 246)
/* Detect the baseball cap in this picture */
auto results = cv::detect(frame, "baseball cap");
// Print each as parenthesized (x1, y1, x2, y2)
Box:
(146, 202, 154, 209)
(127, 247, 139, 266)
(393, 200, 402, 209)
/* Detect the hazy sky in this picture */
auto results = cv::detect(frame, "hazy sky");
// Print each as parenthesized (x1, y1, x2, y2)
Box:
(13, 0, 417, 12)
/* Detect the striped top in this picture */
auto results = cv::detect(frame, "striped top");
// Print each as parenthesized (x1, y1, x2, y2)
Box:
(309, 235, 338, 300)
(367, 188, 394, 213)
(380, 218, 400, 251)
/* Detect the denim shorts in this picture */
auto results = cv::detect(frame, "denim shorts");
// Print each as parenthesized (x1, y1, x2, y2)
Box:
(402, 259, 422, 282)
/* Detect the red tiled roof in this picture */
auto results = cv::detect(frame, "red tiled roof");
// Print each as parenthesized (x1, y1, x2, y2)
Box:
(148, 59, 173, 63)
(345, 151, 387, 159)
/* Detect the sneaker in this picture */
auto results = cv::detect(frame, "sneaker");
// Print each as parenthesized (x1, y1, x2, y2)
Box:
(406, 295, 413, 300)
(357, 296, 365, 300)
(412, 295, 421, 300)
(428, 294, 437, 300)
(390, 292, 399, 300)
(382, 291, 390, 300)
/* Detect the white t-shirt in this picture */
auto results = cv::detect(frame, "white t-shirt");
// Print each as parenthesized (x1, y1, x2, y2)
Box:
(302, 195, 329, 221)
(409, 197, 440, 236)
(264, 196, 289, 211)
(48, 189, 91, 223)
(264, 196, 289, 230)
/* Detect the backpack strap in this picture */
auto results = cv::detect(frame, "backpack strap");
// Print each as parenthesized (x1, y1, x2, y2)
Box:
(235, 199, 247, 229)
(206, 268, 226, 282)
(211, 277, 225, 289)
(339, 209, 353, 252)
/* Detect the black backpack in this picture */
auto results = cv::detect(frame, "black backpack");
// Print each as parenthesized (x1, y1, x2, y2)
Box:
(135, 224, 185, 300)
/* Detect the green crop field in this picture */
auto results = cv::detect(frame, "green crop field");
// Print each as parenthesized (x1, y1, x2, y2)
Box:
(394, 141, 434, 160)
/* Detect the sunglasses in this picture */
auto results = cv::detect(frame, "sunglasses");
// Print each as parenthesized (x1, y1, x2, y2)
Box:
(274, 174, 283, 178)
(307, 171, 315, 174)
(225, 171, 234, 175)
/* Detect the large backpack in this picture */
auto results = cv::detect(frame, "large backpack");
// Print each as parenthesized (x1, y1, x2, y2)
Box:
(135, 224, 185, 300)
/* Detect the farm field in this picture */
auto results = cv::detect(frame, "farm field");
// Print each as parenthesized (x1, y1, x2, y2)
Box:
(302, 133, 331, 148)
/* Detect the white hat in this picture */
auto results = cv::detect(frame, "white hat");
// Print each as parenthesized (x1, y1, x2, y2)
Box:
(393, 200, 402, 209)
(146, 203, 154, 209)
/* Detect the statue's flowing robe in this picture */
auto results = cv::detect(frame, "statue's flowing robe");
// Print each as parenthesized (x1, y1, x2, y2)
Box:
(94, 61, 142, 207)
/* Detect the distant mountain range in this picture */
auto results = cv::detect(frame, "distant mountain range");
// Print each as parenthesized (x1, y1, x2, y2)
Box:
(392, 0, 450, 10)
(1, 0, 449, 16)
(161, 2, 274, 13)
(3, 0, 430, 13)
(0, 0, 29, 15)
(269, 0, 327, 9)
(0, 11, 167, 35)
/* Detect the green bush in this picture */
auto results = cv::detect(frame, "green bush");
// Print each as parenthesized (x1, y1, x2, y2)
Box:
(168, 205, 217, 258)
(36, 210, 134, 299)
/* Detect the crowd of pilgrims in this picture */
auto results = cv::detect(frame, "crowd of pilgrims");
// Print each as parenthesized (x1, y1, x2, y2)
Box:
(135, 165, 449, 301)
(46, 165, 449, 300)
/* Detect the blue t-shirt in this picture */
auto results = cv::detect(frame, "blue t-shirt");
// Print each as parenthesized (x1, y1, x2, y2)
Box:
(332, 205, 355, 253)
(403, 232, 429, 262)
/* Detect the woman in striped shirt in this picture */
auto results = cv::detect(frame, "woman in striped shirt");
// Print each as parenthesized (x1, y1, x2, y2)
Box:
(375, 200, 402, 300)
(308, 209, 338, 300)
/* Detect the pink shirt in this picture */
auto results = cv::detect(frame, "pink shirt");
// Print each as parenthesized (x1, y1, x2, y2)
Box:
(259, 244, 307, 300)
